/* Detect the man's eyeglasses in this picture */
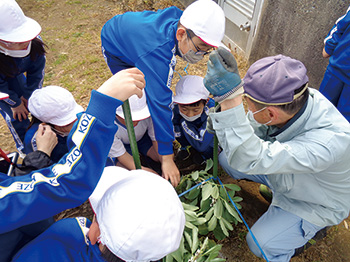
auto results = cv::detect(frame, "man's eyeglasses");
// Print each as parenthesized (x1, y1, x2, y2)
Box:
(186, 30, 212, 56)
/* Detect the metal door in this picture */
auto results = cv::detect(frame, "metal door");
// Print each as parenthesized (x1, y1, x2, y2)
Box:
(218, 0, 264, 57)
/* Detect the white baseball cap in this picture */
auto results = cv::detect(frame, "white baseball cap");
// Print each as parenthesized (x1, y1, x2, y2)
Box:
(173, 75, 210, 104)
(89, 166, 185, 262)
(116, 90, 150, 121)
(0, 0, 41, 42)
(180, 0, 226, 48)
(28, 86, 83, 126)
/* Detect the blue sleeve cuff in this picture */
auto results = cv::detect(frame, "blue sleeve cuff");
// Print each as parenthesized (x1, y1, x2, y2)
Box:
(157, 140, 174, 156)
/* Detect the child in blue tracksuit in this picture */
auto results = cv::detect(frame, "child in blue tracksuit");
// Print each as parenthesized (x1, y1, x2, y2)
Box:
(12, 166, 185, 262)
(101, 0, 226, 186)
(0, 0, 46, 154)
(24, 86, 84, 163)
(0, 68, 145, 261)
(172, 75, 215, 172)
(319, 5, 350, 122)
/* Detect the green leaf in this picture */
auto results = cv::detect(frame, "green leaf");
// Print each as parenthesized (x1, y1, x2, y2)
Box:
(224, 183, 241, 192)
(222, 209, 235, 223)
(184, 210, 198, 222)
(191, 227, 199, 254)
(200, 198, 211, 212)
(191, 170, 199, 180)
(219, 218, 229, 237)
(213, 225, 226, 241)
(184, 231, 192, 249)
(205, 206, 214, 221)
(202, 243, 222, 256)
(202, 237, 209, 250)
(211, 185, 219, 199)
(186, 179, 192, 191)
(185, 221, 196, 230)
(195, 217, 207, 225)
(231, 196, 243, 202)
(187, 187, 201, 200)
(189, 198, 198, 206)
(205, 159, 213, 171)
(202, 183, 213, 200)
(207, 215, 217, 231)
(221, 217, 233, 231)
(198, 224, 209, 235)
(165, 254, 173, 262)
(182, 202, 199, 212)
(219, 186, 228, 201)
(214, 199, 223, 219)
(224, 201, 242, 223)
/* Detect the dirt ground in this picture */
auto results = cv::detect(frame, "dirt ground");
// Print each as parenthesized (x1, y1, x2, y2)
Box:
(1, 0, 349, 261)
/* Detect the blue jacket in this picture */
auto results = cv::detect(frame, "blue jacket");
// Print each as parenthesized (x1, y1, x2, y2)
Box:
(0, 43, 45, 107)
(0, 90, 120, 234)
(324, 6, 350, 84)
(101, 7, 183, 155)
(211, 89, 350, 227)
(12, 217, 106, 262)
(24, 122, 69, 163)
(172, 99, 215, 159)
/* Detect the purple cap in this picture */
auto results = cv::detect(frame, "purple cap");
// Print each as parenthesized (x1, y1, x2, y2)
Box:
(243, 55, 309, 105)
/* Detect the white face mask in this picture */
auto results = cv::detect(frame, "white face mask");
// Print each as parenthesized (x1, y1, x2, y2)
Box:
(0, 41, 32, 58)
(178, 39, 203, 64)
(247, 107, 272, 125)
(179, 111, 201, 122)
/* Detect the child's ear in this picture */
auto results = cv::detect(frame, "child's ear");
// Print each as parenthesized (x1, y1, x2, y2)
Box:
(176, 27, 186, 41)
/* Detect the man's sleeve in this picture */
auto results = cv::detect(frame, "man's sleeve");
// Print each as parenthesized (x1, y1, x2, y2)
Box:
(211, 104, 337, 175)
(0, 90, 121, 234)
(324, 6, 350, 56)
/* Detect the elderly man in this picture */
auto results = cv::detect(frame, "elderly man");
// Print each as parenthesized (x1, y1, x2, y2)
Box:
(204, 48, 350, 261)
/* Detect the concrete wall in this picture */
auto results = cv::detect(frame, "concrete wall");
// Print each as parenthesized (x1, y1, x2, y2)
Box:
(249, 0, 348, 89)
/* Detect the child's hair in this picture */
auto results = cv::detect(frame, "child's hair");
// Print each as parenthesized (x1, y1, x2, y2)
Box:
(0, 37, 47, 77)
(182, 99, 207, 107)
(100, 245, 125, 262)
(26, 115, 41, 132)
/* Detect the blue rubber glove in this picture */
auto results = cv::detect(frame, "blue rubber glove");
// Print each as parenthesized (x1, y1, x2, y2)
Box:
(204, 47, 244, 103)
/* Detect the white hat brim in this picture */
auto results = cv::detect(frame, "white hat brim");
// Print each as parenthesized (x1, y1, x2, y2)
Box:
(0, 17, 41, 42)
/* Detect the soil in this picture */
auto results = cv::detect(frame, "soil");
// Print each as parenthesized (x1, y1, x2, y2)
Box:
(2, 0, 349, 261)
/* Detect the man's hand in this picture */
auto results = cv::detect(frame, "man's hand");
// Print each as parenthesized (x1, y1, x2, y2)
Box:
(161, 154, 180, 187)
(36, 124, 58, 157)
(204, 47, 244, 103)
(97, 68, 145, 101)
(12, 100, 29, 121)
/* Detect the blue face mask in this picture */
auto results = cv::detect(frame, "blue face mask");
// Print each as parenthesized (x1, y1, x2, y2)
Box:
(247, 107, 272, 125)
(179, 111, 201, 122)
